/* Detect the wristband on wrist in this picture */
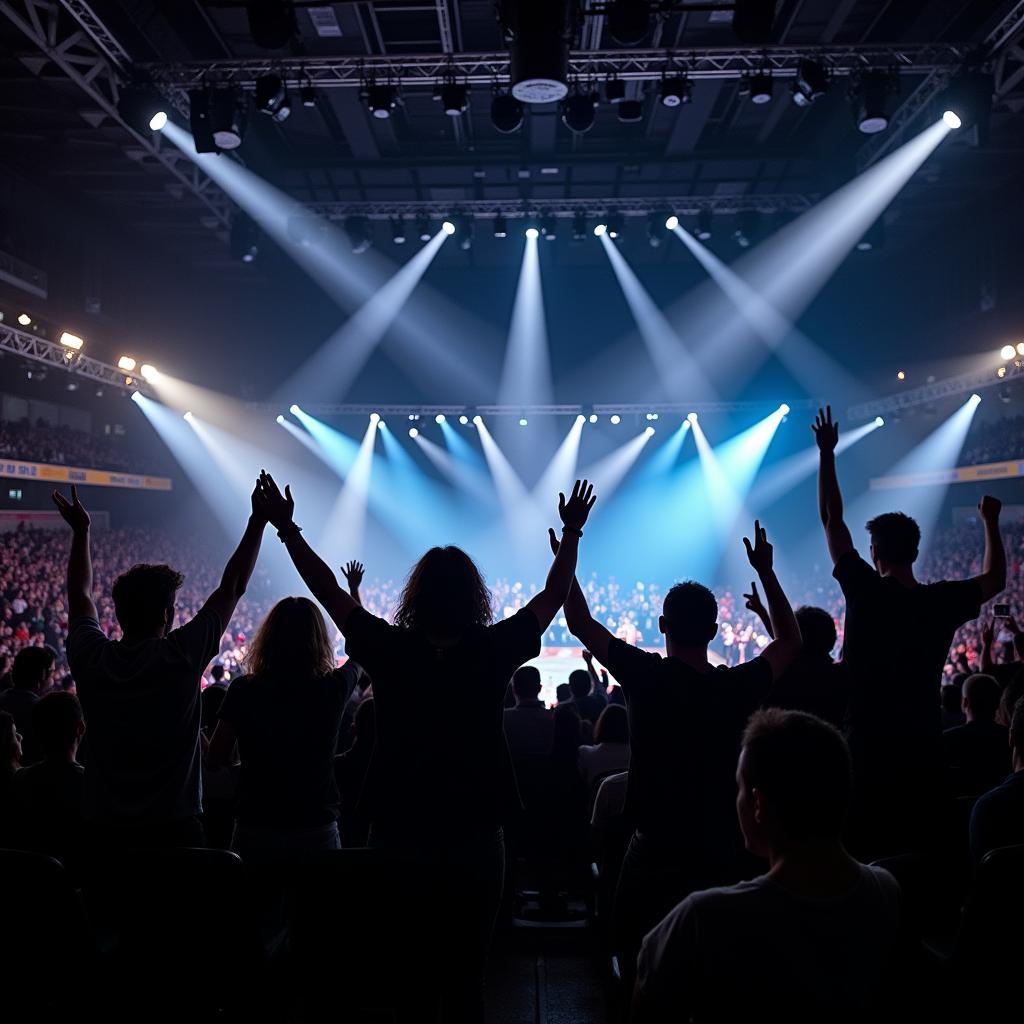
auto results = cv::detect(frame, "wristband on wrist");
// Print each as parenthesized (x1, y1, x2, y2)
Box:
(562, 526, 583, 538)
(277, 523, 302, 542)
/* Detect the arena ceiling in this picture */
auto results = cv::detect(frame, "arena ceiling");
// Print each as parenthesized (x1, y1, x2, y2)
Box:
(1, 0, 1023, 271)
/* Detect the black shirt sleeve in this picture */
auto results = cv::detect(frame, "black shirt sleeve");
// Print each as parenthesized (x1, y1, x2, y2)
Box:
(488, 607, 543, 691)
(217, 673, 248, 727)
(832, 549, 877, 600)
(65, 616, 109, 684)
(343, 607, 399, 684)
(167, 607, 224, 677)
(725, 656, 775, 715)
(931, 578, 984, 632)
(604, 638, 661, 697)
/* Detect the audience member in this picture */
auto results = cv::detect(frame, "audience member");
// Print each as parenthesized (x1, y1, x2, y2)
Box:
(997, 673, 1024, 727)
(577, 704, 630, 798)
(0, 645, 56, 765)
(813, 406, 1004, 856)
(634, 709, 907, 1022)
(503, 666, 554, 759)
(941, 674, 1010, 796)
(53, 483, 267, 849)
(969, 697, 1024, 864)
(334, 697, 375, 847)
(941, 678, 967, 730)
(557, 520, 801, 992)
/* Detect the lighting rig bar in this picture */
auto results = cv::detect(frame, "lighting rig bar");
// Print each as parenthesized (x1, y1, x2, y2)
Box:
(847, 363, 1024, 421)
(140, 42, 971, 90)
(0, 323, 149, 394)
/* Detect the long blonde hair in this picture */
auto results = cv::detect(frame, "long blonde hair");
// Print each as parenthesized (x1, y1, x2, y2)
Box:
(246, 597, 335, 679)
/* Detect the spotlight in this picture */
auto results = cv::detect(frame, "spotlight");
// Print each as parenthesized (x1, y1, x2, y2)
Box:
(17, 313, 32, 326)
(1000, 344, 1016, 361)
(207, 89, 245, 149)
(230, 213, 260, 263)
(493, 215, 509, 239)
(184, 411, 193, 421)
(853, 70, 897, 134)
(576, 414, 586, 425)
(417, 216, 432, 242)
(472, 414, 483, 425)
(659, 75, 692, 108)
(290, 404, 301, 415)
(607, 0, 651, 46)
(687, 412, 698, 423)
(117, 356, 136, 371)
(440, 81, 468, 117)
(139, 364, 158, 381)
(301, 82, 317, 108)
(610, 414, 621, 425)
(749, 71, 773, 105)
(589, 414, 598, 424)
(937, 72, 992, 136)
(344, 216, 372, 255)
(246, 0, 296, 49)
(541, 215, 557, 240)
(607, 215, 623, 240)
(645, 426, 656, 436)
(409, 427, 419, 438)
(572, 212, 588, 240)
(875, 416, 885, 427)
(391, 219, 407, 244)
(439, 220, 457, 237)
(617, 99, 644, 123)
(255, 74, 291, 122)
(117, 83, 168, 134)
(647, 212, 667, 247)
(969, 393, 982, 404)
(1017, 343, 1024, 357)
(491, 89, 523, 133)
(276, 414, 285, 425)
(696, 208, 713, 240)
(519, 418, 528, 427)
(593, 222, 608, 237)
(435, 414, 446, 424)
(998, 366, 1008, 378)
(409, 414, 417, 421)
(665, 213, 679, 231)
(59, 332, 83, 351)
(459, 415, 470, 425)
(369, 412, 381, 424)
(366, 82, 397, 120)
(504, 0, 570, 102)
(942, 110, 962, 130)
(525, 226, 540, 240)
(563, 91, 597, 133)
(779, 403, 791, 415)
(897, 371, 905, 381)
(791, 59, 828, 107)
(605, 78, 626, 104)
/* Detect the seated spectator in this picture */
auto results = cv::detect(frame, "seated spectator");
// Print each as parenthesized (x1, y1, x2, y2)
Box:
(503, 666, 554, 759)
(568, 664, 606, 725)
(0, 645, 57, 765)
(334, 697, 375, 848)
(969, 697, 1024, 863)
(11, 692, 85, 869)
(941, 674, 1009, 796)
(555, 682, 572, 705)
(53, 484, 267, 850)
(577, 704, 630, 797)
(634, 709, 905, 1022)
(209, 663, 227, 686)
(941, 681, 967, 731)
(997, 672, 1024, 727)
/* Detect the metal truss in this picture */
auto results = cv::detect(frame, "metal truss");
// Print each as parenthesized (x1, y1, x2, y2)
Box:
(304, 193, 814, 221)
(139, 42, 970, 91)
(846, 363, 1024, 421)
(0, 0, 231, 229)
(0, 323, 149, 394)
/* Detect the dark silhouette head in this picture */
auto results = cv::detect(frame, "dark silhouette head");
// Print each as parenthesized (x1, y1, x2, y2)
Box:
(112, 563, 184, 638)
(555, 683, 572, 705)
(737, 708, 852, 857)
(661, 581, 718, 647)
(866, 512, 920, 568)
(795, 607, 837, 659)
(512, 666, 542, 702)
(0, 710, 21, 776)
(394, 546, 493, 636)
(32, 692, 84, 759)
(248, 597, 335, 679)
(569, 668, 592, 700)
(963, 673, 1000, 722)
(551, 704, 582, 760)
(12, 645, 56, 693)
(941, 684, 964, 716)
(594, 703, 629, 745)
(210, 664, 226, 684)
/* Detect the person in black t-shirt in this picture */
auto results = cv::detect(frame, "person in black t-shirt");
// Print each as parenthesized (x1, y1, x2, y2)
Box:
(253, 471, 597, 1024)
(940, 673, 1009, 796)
(556, 519, 801, 994)
(969, 696, 1024, 863)
(813, 406, 1005, 857)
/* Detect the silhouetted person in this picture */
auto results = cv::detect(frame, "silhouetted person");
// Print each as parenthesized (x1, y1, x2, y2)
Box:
(941, 673, 1009, 796)
(209, 663, 227, 686)
(813, 406, 1004, 856)
(334, 697, 375, 847)
(503, 666, 554, 759)
(578, 703, 630, 798)
(941, 682, 967, 731)
(254, 470, 596, 1023)
(52, 483, 267, 849)
(558, 520, 801, 994)
(208, 597, 360, 859)
(555, 682, 572, 705)
(634, 709, 907, 1023)
(969, 697, 1024, 863)
(0, 645, 57, 765)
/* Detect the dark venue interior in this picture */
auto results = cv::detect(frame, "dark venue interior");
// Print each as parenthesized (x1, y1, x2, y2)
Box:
(2, 1, 1024, 1021)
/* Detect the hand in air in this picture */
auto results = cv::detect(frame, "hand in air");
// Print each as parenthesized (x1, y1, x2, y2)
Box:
(811, 405, 839, 453)
(51, 486, 90, 533)
(743, 580, 768, 618)
(342, 560, 365, 589)
(980, 619, 995, 648)
(978, 495, 1002, 523)
(582, 649, 594, 666)
(743, 520, 774, 577)
(254, 470, 295, 531)
(558, 479, 596, 532)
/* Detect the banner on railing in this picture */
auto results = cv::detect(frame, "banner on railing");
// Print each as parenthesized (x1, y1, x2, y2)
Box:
(0, 458, 172, 491)
(871, 459, 1024, 490)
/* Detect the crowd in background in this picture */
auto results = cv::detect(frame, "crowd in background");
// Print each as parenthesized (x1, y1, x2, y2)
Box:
(0, 418, 154, 474)
(959, 413, 1024, 467)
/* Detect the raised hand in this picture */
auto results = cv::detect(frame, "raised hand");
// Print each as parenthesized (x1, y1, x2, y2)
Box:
(978, 495, 1002, 523)
(250, 480, 269, 526)
(743, 520, 774, 577)
(980, 619, 995, 648)
(812, 405, 839, 453)
(743, 580, 767, 618)
(254, 470, 295, 530)
(342, 560, 365, 589)
(51, 486, 90, 533)
(548, 527, 560, 556)
(582, 649, 594, 665)
(558, 478, 596, 532)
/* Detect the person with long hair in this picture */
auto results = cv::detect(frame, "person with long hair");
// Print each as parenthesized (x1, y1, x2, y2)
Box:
(252, 470, 596, 1023)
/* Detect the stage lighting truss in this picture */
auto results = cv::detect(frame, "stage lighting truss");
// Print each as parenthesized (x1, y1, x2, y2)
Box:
(849, 68, 900, 134)
(255, 73, 291, 122)
(364, 79, 398, 119)
(562, 88, 598, 132)
(791, 59, 829, 107)
(659, 72, 692, 108)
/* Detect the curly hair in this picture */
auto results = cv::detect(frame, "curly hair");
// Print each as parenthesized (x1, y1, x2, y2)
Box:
(112, 563, 185, 636)
(394, 546, 493, 634)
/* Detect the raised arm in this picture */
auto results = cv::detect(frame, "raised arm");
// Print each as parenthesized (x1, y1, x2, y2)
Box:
(742, 580, 774, 639)
(744, 520, 801, 679)
(545, 529, 615, 665)
(199, 482, 268, 629)
(51, 486, 97, 620)
(254, 471, 359, 632)
(813, 406, 855, 565)
(582, 649, 602, 692)
(979, 619, 995, 673)
(974, 495, 1006, 602)
(342, 560, 365, 608)
(524, 479, 596, 630)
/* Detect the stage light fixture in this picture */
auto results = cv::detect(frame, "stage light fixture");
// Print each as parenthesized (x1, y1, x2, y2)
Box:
(970, 393, 981, 404)
(659, 75, 692, 108)
(665, 214, 679, 230)
(205, 88, 246, 150)
(998, 366, 1008, 379)
(519, 418, 528, 427)
(1017, 343, 1024, 357)
(246, 0, 295, 49)
(647, 212, 667, 247)
(117, 83, 168, 134)
(301, 82, 317, 108)
(504, 0, 570, 103)
(749, 71, 773, 105)
(435, 414, 446, 424)
(59, 332, 84, 350)
(493, 215, 509, 238)
(525, 226, 540, 240)
(608, 0, 651, 46)
(440, 80, 468, 117)
(577, 414, 586, 424)
(937, 72, 992, 136)
(617, 99, 644, 123)
(409, 427, 419, 438)
(255, 74, 291, 122)
(230, 213, 260, 263)
(607, 215, 623, 240)
(696, 208, 713, 240)
(491, 89, 524, 133)
(17, 313, 32, 326)
(852, 70, 897, 135)
(687, 412, 698, 423)
(943, 110, 962, 129)
(442, 220, 456, 236)
(366, 82, 397, 119)
(344, 216, 372, 255)
(390, 219, 407, 245)
(417, 216, 432, 242)
(117, 356, 136, 372)
(459, 415, 470, 425)
(140, 364, 158, 382)
(605, 78, 626, 104)
(593, 222, 607, 237)
(563, 91, 598, 133)
(875, 416, 885, 427)
(897, 371, 906, 380)
(369, 412, 381, 424)
(472, 415, 483, 425)
(791, 59, 828, 107)
(1000, 344, 1016, 361)
(645, 426, 656, 436)
(779, 403, 791, 415)
(184, 411, 193, 421)
(589, 414, 598, 424)
(289, 404, 300, 415)
(572, 212, 588, 240)
(610, 414, 621, 424)
(541, 215, 557, 240)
